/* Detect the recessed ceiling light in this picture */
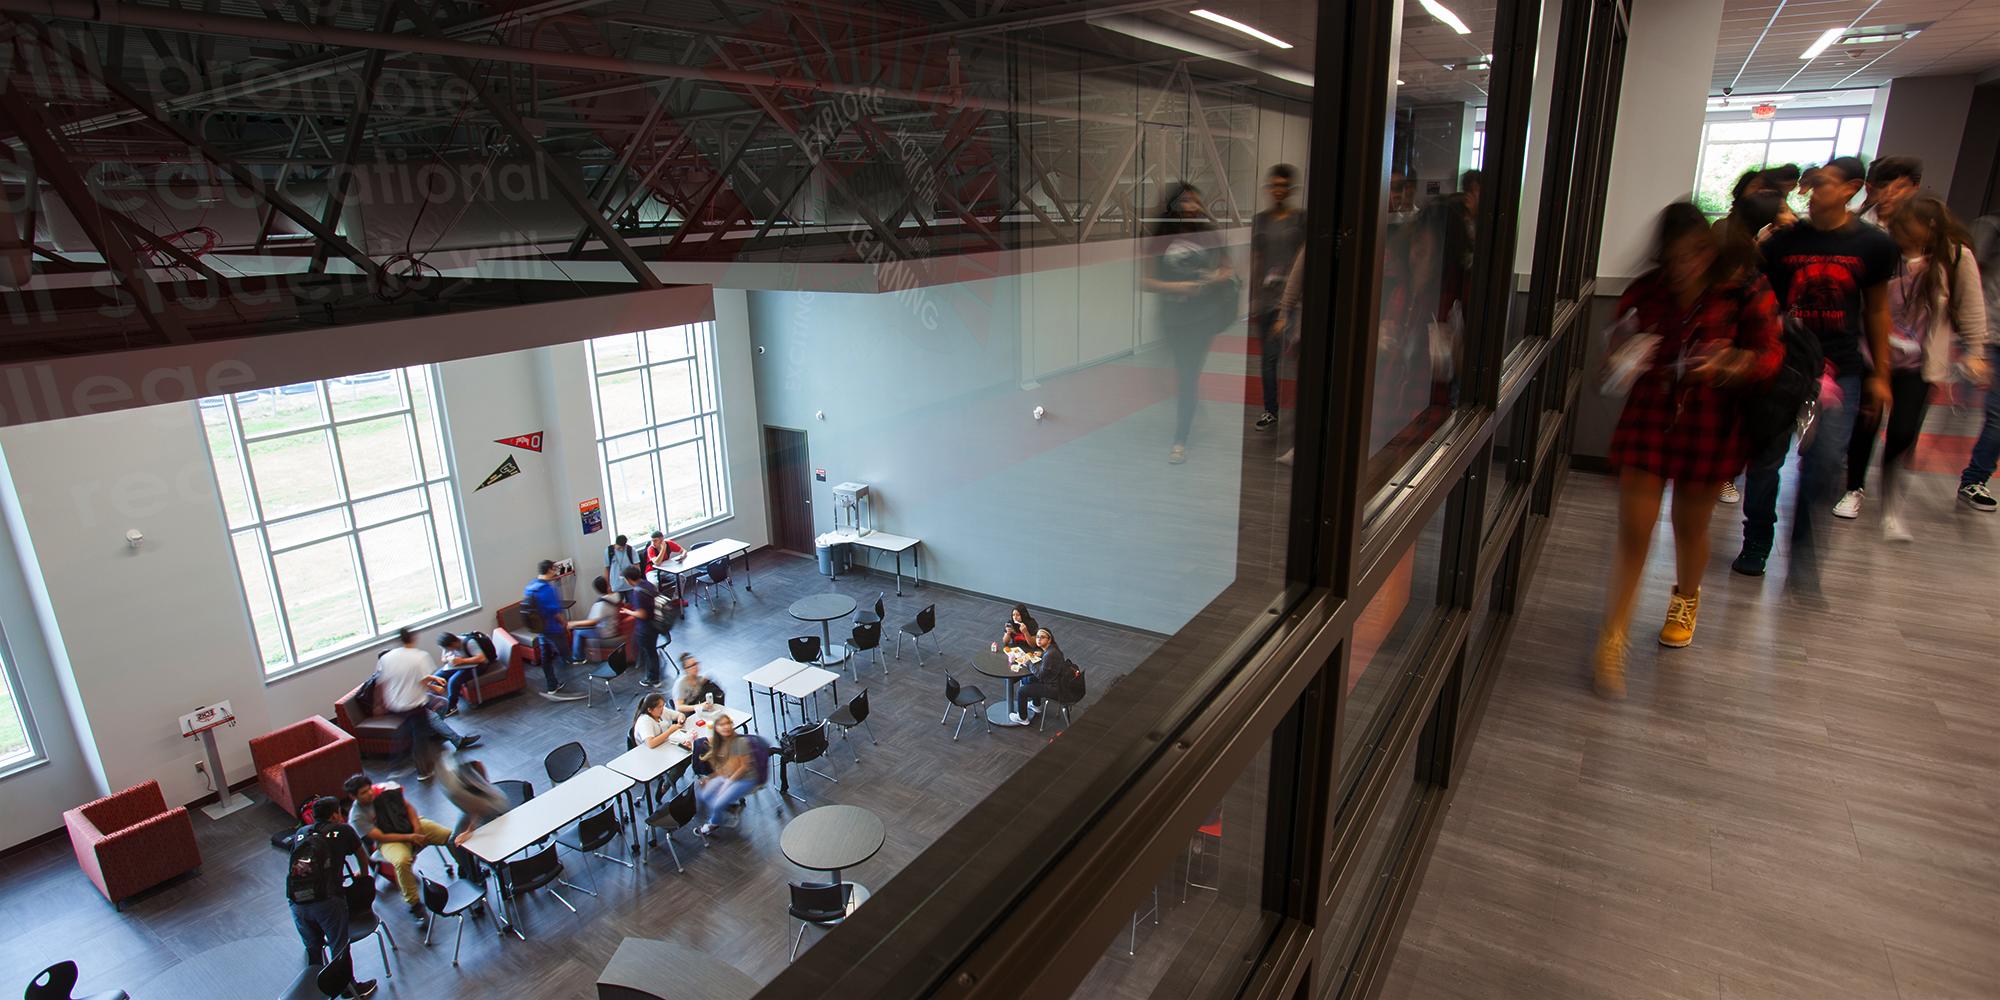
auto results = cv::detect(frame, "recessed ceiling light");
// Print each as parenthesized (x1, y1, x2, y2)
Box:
(1800, 27, 1843, 60)
(1418, 0, 1471, 35)
(1189, 9, 1294, 49)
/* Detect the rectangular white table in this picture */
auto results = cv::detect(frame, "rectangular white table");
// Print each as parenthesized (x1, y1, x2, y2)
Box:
(460, 765, 636, 934)
(823, 530, 922, 594)
(744, 657, 808, 733)
(774, 665, 842, 724)
(653, 537, 754, 600)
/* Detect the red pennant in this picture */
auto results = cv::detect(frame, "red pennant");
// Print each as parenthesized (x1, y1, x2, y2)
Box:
(494, 432, 543, 453)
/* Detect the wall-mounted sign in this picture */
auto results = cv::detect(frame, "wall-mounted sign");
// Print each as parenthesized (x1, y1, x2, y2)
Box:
(495, 432, 544, 452)
(477, 455, 523, 491)
(580, 497, 604, 535)
(815, 468, 827, 482)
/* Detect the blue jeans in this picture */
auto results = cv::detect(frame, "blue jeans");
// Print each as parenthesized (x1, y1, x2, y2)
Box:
(437, 668, 476, 712)
(634, 627, 662, 686)
(291, 897, 350, 965)
(696, 775, 758, 825)
(1962, 344, 2000, 488)
(1790, 374, 1865, 586)
(535, 631, 566, 691)
(1253, 310, 1282, 414)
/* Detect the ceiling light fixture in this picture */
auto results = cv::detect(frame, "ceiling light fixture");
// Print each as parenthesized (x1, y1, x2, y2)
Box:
(1418, 0, 1471, 35)
(1189, 9, 1294, 49)
(1799, 27, 1843, 60)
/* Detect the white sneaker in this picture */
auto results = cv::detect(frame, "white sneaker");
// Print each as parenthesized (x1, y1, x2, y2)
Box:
(1832, 490, 1864, 519)
(1882, 512, 1914, 543)
(1008, 713, 1030, 725)
(1718, 482, 1740, 504)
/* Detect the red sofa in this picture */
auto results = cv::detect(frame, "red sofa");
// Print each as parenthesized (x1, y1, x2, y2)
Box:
(64, 779, 202, 909)
(333, 680, 412, 758)
(249, 717, 362, 819)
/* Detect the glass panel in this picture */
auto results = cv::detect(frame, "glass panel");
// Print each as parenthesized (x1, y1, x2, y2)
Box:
(232, 531, 288, 670)
(596, 369, 647, 437)
(1695, 141, 1771, 217)
(605, 429, 653, 460)
(428, 484, 469, 606)
(326, 369, 405, 420)
(1835, 117, 1865, 156)
(1371, 1, 1497, 502)
(1463, 570, 1501, 701)
(336, 414, 422, 497)
(359, 518, 442, 630)
(200, 400, 254, 527)
(272, 537, 369, 658)
(1765, 139, 1834, 171)
(646, 324, 692, 359)
(1343, 501, 1447, 781)
(1769, 117, 1837, 140)
(1503, 0, 1561, 360)
(235, 381, 327, 436)
(592, 331, 641, 371)
(1482, 397, 1522, 534)
(245, 429, 343, 518)
(406, 366, 447, 480)
(650, 360, 698, 424)
(353, 487, 426, 529)
(0, 660, 33, 766)
(1322, 726, 1425, 993)
(659, 442, 709, 531)
(1705, 120, 1770, 141)
(266, 508, 352, 551)
(606, 454, 660, 540)
(1070, 731, 1278, 998)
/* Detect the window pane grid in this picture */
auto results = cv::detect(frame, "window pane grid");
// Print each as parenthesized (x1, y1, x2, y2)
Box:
(588, 322, 733, 539)
(203, 366, 475, 677)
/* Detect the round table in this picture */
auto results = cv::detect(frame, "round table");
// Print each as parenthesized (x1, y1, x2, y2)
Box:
(789, 593, 857, 665)
(781, 803, 885, 897)
(975, 648, 1036, 726)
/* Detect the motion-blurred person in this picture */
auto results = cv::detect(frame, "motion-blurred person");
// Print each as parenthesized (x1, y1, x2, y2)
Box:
(1593, 203, 1782, 698)
(434, 750, 502, 888)
(376, 627, 479, 780)
(1844, 196, 1988, 539)
(1955, 211, 2000, 510)
(567, 575, 624, 662)
(672, 652, 726, 713)
(1762, 163, 1801, 201)
(1857, 155, 1922, 232)
(1142, 182, 1239, 465)
(1251, 164, 1305, 432)
(1710, 191, 1790, 508)
(693, 714, 761, 836)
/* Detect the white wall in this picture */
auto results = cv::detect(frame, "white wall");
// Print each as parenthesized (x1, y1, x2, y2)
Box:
(1595, 0, 1726, 284)
(1873, 75, 1978, 202)
(0, 292, 767, 850)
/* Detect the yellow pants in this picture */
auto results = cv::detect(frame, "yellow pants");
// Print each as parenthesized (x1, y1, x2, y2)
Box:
(378, 819, 453, 904)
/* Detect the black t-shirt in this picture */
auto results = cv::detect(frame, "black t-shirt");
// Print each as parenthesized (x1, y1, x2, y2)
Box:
(1760, 220, 1899, 375)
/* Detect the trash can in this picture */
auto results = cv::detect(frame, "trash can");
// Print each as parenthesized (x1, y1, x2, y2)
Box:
(816, 542, 835, 576)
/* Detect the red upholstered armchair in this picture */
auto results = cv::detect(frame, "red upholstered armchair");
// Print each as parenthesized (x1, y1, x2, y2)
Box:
(464, 628, 527, 706)
(249, 717, 362, 819)
(333, 680, 412, 758)
(64, 779, 202, 909)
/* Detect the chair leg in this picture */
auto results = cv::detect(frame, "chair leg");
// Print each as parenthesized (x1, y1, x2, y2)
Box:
(952, 706, 966, 741)
(376, 931, 391, 979)
(423, 913, 435, 947)
(558, 876, 597, 899)
(862, 720, 879, 745)
(940, 702, 952, 725)
(452, 914, 465, 965)
(548, 887, 580, 912)
(801, 764, 838, 783)
(844, 727, 862, 763)
(791, 922, 808, 962)
(662, 833, 684, 874)
(593, 850, 635, 871)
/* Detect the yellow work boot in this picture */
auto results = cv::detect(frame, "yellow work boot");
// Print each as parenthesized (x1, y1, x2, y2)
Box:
(1592, 626, 1626, 700)
(1658, 587, 1700, 648)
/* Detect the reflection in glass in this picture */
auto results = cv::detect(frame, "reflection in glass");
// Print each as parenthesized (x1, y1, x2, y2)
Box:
(1342, 502, 1447, 781)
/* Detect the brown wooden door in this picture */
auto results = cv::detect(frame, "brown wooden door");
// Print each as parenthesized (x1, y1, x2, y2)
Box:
(763, 426, 814, 554)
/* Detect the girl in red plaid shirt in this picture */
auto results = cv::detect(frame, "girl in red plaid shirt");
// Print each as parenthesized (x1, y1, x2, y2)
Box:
(1593, 203, 1783, 699)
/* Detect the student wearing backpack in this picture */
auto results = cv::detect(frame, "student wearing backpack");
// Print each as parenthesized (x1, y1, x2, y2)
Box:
(1591, 203, 1783, 698)
(1956, 212, 2000, 511)
(286, 796, 379, 997)
(620, 565, 666, 688)
(433, 630, 495, 717)
(1734, 155, 1900, 591)
(606, 534, 639, 604)
(523, 560, 585, 701)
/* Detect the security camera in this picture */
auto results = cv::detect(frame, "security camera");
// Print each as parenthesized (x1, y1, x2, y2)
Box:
(1032, 405, 1046, 421)
(126, 529, 145, 548)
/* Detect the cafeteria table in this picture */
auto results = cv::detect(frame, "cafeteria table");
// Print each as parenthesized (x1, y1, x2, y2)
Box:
(974, 648, 1035, 726)
(459, 765, 636, 936)
(781, 803, 886, 899)
(789, 593, 857, 665)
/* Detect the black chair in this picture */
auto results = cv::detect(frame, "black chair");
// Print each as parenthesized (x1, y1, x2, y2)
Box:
(544, 742, 588, 785)
(643, 785, 702, 874)
(586, 644, 631, 708)
(826, 690, 876, 763)
(896, 604, 937, 664)
(941, 674, 989, 740)
(1039, 666, 1087, 733)
(278, 949, 352, 1000)
(776, 722, 839, 801)
(494, 778, 534, 812)
(498, 844, 591, 941)
(786, 881, 855, 962)
(847, 621, 884, 680)
(854, 593, 885, 626)
(693, 558, 737, 607)
(417, 874, 486, 965)
(787, 634, 822, 667)
(343, 872, 397, 979)
(559, 805, 635, 877)
(24, 962, 127, 1000)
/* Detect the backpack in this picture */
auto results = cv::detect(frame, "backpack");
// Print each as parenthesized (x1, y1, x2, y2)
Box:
(462, 630, 498, 667)
(285, 824, 346, 903)
(650, 585, 680, 632)
(1742, 310, 1825, 457)
(370, 785, 414, 836)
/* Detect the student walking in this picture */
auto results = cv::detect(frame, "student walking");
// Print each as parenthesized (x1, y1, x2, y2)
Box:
(1593, 203, 1783, 699)
(1955, 212, 2000, 510)
(1142, 182, 1239, 465)
(524, 560, 585, 700)
(284, 796, 379, 997)
(1250, 164, 1304, 432)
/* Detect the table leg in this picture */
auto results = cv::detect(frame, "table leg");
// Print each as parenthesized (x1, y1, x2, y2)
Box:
(893, 552, 904, 596)
(742, 550, 754, 591)
(819, 621, 833, 667)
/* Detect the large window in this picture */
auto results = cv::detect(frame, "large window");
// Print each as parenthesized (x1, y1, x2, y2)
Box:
(587, 322, 731, 538)
(1693, 114, 1869, 217)
(0, 640, 39, 774)
(201, 367, 474, 676)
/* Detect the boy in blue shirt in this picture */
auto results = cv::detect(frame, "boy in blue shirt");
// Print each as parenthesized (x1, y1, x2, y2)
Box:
(524, 560, 585, 701)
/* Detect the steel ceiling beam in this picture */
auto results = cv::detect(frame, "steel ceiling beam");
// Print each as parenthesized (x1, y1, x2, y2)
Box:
(307, 0, 395, 275)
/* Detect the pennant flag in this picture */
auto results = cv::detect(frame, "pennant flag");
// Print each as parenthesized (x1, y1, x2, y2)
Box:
(477, 455, 523, 491)
(494, 432, 544, 453)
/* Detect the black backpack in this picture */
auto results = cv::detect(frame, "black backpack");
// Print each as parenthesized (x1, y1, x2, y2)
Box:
(285, 824, 345, 903)
(1742, 311, 1825, 458)
(650, 585, 680, 631)
(461, 630, 499, 666)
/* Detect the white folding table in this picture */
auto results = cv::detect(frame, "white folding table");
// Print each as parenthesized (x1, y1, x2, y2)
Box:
(774, 665, 841, 725)
(653, 537, 754, 601)
(744, 657, 807, 733)
(459, 765, 636, 935)
(824, 530, 922, 595)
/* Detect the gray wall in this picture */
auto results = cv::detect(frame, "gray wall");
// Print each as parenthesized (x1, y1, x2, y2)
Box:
(1874, 75, 1978, 205)
(1947, 82, 2000, 219)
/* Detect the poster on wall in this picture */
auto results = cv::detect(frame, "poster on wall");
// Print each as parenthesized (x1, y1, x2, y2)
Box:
(477, 455, 523, 490)
(579, 497, 604, 535)
(495, 432, 544, 452)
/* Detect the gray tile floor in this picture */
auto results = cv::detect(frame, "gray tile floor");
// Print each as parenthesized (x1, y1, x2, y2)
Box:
(1381, 434, 2000, 999)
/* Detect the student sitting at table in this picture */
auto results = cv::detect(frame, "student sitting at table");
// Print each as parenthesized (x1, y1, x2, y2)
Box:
(1001, 603, 1040, 650)
(343, 773, 466, 929)
(1011, 628, 1079, 724)
(673, 652, 727, 713)
(692, 714, 765, 836)
(643, 531, 691, 608)
(631, 693, 685, 750)
(568, 576, 625, 662)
